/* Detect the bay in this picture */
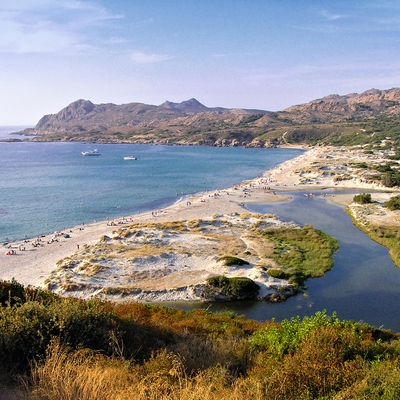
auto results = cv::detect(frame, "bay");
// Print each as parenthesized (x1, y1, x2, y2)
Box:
(0, 128, 303, 242)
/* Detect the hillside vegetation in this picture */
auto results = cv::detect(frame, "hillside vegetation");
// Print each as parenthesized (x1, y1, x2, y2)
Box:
(1, 279, 400, 399)
(13, 88, 400, 149)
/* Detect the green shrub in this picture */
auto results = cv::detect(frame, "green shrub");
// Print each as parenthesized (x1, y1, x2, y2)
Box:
(249, 310, 360, 359)
(206, 276, 259, 297)
(0, 279, 24, 305)
(0, 279, 58, 306)
(353, 161, 369, 169)
(375, 164, 394, 173)
(385, 195, 400, 211)
(266, 269, 290, 279)
(0, 298, 116, 373)
(217, 256, 249, 266)
(381, 171, 400, 187)
(353, 193, 372, 204)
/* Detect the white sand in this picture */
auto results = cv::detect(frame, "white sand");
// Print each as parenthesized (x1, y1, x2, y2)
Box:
(2, 145, 399, 301)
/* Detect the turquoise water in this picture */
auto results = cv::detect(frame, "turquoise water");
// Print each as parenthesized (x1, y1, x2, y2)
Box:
(0, 129, 303, 242)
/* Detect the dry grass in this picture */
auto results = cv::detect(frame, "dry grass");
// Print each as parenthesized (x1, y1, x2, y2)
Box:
(25, 340, 254, 400)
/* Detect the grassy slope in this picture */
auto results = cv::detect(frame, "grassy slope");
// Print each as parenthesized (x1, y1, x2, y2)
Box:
(0, 283, 399, 399)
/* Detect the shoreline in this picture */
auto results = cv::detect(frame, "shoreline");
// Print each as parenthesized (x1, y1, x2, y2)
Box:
(1, 145, 399, 300)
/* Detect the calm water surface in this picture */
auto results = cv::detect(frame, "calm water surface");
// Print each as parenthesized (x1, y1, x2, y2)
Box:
(0, 129, 303, 243)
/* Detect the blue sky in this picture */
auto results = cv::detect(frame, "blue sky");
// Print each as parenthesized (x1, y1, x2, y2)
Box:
(1, 0, 400, 125)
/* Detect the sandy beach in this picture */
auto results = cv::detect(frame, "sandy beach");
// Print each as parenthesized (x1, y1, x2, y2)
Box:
(2, 145, 399, 301)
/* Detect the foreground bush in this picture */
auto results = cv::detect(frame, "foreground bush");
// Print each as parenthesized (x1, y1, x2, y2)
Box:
(0, 297, 116, 373)
(0, 281, 400, 399)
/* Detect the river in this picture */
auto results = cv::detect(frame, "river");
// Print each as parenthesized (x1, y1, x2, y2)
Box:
(176, 190, 400, 332)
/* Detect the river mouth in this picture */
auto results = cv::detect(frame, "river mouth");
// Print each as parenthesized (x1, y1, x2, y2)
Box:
(170, 189, 400, 332)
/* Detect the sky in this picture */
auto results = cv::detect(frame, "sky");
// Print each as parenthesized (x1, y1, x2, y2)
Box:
(1, 0, 400, 125)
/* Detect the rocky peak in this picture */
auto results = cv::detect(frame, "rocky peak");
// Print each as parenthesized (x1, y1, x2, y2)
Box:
(36, 99, 96, 128)
(160, 98, 208, 113)
(282, 87, 400, 123)
(57, 99, 96, 120)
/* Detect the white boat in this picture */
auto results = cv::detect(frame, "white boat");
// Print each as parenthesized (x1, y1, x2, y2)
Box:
(124, 156, 137, 160)
(82, 149, 101, 156)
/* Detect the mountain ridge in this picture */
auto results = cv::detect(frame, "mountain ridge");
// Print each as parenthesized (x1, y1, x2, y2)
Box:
(16, 87, 400, 148)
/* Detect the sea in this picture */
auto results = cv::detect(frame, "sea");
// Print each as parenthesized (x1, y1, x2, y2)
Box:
(2, 126, 400, 332)
(0, 126, 304, 243)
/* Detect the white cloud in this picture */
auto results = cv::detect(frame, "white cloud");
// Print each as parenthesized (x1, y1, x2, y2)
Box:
(0, 1, 123, 54)
(129, 51, 172, 64)
(106, 37, 127, 45)
(243, 61, 400, 85)
(320, 10, 346, 21)
(213, 51, 263, 58)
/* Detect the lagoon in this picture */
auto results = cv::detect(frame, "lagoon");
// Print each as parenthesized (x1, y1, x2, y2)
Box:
(177, 191, 400, 332)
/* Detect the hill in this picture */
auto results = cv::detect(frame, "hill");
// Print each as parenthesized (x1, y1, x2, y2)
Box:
(15, 88, 400, 148)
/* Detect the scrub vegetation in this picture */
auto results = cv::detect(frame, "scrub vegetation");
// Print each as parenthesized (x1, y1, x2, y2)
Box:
(262, 225, 339, 287)
(0, 280, 399, 399)
(346, 202, 400, 268)
(353, 193, 372, 204)
(348, 215, 400, 269)
(206, 276, 260, 299)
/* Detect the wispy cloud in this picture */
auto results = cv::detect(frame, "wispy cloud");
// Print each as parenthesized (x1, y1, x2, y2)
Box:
(213, 51, 263, 58)
(0, 0, 123, 54)
(106, 37, 127, 45)
(244, 61, 400, 84)
(129, 51, 172, 64)
(320, 9, 346, 21)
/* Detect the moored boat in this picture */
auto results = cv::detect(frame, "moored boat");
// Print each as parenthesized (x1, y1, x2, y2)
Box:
(82, 149, 101, 156)
(124, 156, 137, 160)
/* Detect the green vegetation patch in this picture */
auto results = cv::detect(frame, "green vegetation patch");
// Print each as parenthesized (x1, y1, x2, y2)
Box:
(385, 195, 400, 211)
(380, 170, 400, 187)
(206, 275, 259, 298)
(266, 268, 291, 280)
(353, 193, 372, 204)
(217, 256, 249, 266)
(262, 225, 339, 283)
(347, 208, 400, 268)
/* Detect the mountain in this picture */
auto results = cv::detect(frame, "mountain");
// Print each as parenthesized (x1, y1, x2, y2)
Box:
(281, 88, 400, 123)
(160, 98, 210, 113)
(15, 88, 400, 147)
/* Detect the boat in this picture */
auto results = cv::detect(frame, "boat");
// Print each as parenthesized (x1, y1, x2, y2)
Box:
(82, 149, 101, 156)
(124, 156, 137, 160)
